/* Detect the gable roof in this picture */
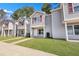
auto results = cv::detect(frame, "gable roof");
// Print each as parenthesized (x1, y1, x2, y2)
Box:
(50, 4, 62, 12)
(30, 11, 45, 18)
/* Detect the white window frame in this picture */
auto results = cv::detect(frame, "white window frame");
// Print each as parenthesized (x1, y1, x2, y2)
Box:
(67, 25, 73, 35)
(72, 4, 75, 13)
(74, 25, 79, 35)
(73, 3, 79, 13)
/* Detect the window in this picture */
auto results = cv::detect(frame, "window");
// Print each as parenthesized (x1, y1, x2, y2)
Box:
(68, 3, 73, 13)
(38, 29, 43, 34)
(74, 25, 79, 35)
(74, 6, 79, 12)
(40, 15, 42, 22)
(32, 17, 36, 24)
(67, 26, 73, 35)
(19, 21, 24, 25)
(32, 18, 34, 24)
(21, 30, 24, 34)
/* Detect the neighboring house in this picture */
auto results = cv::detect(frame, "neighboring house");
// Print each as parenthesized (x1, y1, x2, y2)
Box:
(14, 16, 30, 37)
(63, 3, 79, 40)
(0, 20, 14, 36)
(30, 11, 52, 38)
(0, 16, 30, 37)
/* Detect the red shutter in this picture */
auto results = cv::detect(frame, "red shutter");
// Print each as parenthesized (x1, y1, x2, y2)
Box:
(68, 3, 73, 13)
(32, 18, 34, 24)
(40, 15, 42, 22)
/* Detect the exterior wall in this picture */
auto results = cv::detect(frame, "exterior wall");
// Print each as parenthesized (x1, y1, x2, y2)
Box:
(26, 19, 30, 33)
(8, 22, 13, 29)
(63, 3, 79, 21)
(51, 9, 65, 38)
(45, 15, 52, 37)
(27, 24, 30, 33)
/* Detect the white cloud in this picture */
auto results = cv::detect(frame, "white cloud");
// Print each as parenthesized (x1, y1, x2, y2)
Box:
(3, 9, 13, 14)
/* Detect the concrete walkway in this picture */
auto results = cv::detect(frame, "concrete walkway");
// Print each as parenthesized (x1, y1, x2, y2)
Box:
(0, 42, 56, 56)
(2, 37, 22, 41)
(11, 38, 33, 44)
(68, 40, 79, 42)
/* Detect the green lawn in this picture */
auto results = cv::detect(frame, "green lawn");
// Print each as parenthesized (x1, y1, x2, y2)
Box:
(0, 36, 16, 41)
(4, 37, 26, 43)
(16, 38, 79, 56)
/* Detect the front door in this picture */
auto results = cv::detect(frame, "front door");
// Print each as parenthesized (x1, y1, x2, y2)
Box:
(34, 29, 38, 37)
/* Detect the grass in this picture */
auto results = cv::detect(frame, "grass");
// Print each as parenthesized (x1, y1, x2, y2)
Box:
(0, 36, 16, 41)
(16, 38, 79, 56)
(4, 37, 26, 43)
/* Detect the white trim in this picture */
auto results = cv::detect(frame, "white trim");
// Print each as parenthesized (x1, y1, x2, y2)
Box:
(30, 11, 45, 18)
(62, 4, 65, 21)
(74, 25, 79, 35)
(72, 25, 75, 35)
(30, 18, 33, 37)
(1, 27, 3, 36)
(67, 25, 73, 35)
(24, 20, 27, 37)
(65, 22, 68, 41)
(8, 23, 10, 36)
(43, 15, 46, 38)
(72, 3, 75, 13)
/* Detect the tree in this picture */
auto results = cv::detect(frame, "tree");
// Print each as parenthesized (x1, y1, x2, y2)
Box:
(41, 3, 52, 14)
(12, 7, 34, 20)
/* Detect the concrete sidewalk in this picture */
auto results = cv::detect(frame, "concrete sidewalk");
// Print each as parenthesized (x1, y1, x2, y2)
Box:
(11, 38, 33, 44)
(2, 37, 22, 41)
(0, 42, 57, 56)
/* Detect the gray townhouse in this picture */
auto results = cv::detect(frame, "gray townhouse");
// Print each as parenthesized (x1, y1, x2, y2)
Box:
(51, 3, 79, 41)
(30, 3, 79, 41)
(30, 11, 52, 38)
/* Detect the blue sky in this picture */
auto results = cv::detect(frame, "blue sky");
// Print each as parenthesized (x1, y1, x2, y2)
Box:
(0, 3, 60, 15)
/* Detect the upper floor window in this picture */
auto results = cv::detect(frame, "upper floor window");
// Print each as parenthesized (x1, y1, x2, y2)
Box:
(40, 15, 42, 22)
(32, 15, 43, 24)
(19, 21, 24, 25)
(32, 17, 37, 24)
(74, 6, 79, 12)
(68, 3, 73, 14)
